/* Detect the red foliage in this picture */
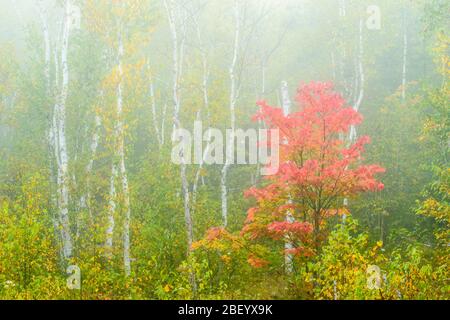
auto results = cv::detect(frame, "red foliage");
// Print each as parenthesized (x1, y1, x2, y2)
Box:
(247, 255, 269, 268)
(267, 221, 313, 240)
(206, 227, 227, 241)
(243, 82, 385, 264)
(284, 246, 315, 258)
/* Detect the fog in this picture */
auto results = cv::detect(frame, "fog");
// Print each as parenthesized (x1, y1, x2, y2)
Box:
(0, 0, 448, 300)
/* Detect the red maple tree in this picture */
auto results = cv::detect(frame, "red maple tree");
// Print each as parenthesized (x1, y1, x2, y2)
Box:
(243, 82, 385, 259)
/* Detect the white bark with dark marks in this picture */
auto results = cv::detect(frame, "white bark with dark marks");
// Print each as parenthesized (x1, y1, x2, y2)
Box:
(221, 0, 240, 228)
(165, 0, 194, 252)
(53, 0, 74, 261)
(281, 81, 294, 274)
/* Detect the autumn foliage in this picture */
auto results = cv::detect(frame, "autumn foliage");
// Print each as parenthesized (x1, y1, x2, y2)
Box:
(242, 82, 385, 262)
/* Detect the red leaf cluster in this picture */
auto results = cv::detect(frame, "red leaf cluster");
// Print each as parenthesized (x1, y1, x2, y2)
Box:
(242, 82, 385, 265)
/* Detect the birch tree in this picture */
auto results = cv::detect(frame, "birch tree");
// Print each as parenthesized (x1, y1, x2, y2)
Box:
(165, 0, 194, 253)
(349, 18, 365, 143)
(103, 12, 133, 276)
(221, 0, 241, 228)
(42, 0, 75, 262)
(117, 28, 132, 275)
(190, 2, 211, 206)
(281, 81, 294, 274)
(85, 0, 151, 276)
(165, 0, 198, 295)
(148, 74, 162, 147)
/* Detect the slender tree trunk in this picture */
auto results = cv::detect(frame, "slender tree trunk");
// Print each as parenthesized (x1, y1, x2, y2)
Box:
(53, 0, 74, 261)
(80, 113, 101, 214)
(192, 10, 210, 206)
(76, 112, 101, 240)
(349, 18, 364, 143)
(105, 159, 118, 258)
(38, 0, 62, 258)
(161, 101, 168, 146)
(343, 18, 365, 223)
(165, 0, 194, 254)
(221, 0, 240, 228)
(148, 73, 162, 146)
(252, 59, 266, 186)
(116, 32, 132, 276)
(281, 81, 294, 274)
(106, 162, 117, 257)
(313, 211, 321, 249)
(165, 0, 196, 295)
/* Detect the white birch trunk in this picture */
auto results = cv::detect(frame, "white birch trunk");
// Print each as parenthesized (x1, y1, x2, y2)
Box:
(349, 18, 364, 143)
(86, 114, 101, 186)
(165, 0, 194, 252)
(221, 0, 240, 228)
(281, 81, 294, 274)
(53, 0, 73, 261)
(165, 0, 196, 294)
(149, 74, 162, 146)
(344, 18, 365, 223)
(106, 163, 117, 256)
(38, 0, 60, 242)
(161, 101, 168, 145)
(121, 155, 131, 276)
(116, 33, 132, 276)
(80, 114, 101, 214)
(192, 11, 210, 206)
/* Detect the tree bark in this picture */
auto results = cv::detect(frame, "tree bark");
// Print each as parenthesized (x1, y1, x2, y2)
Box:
(106, 163, 117, 257)
(165, 0, 194, 253)
(349, 18, 365, 143)
(117, 32, 132, 276)
(281, 81, 294, 274)
(165, 0, 196, 295)
(148, 73, 162, 146)
(53, 0, 74, 261)
(191, 6, 211, 206)
(221, 0, 240, 228)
